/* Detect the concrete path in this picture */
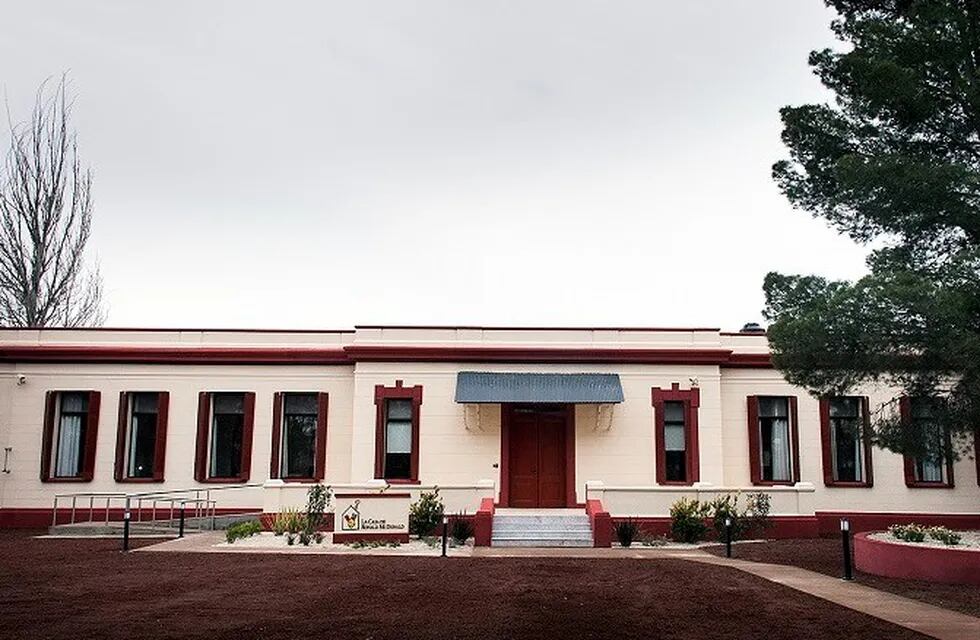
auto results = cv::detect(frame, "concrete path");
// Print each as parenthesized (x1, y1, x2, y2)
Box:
(685, 552, 980, 640)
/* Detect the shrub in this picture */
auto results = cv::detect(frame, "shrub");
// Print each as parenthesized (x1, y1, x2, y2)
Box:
(226, 520, 262, 544)
(709, 491, 773, 542)
(669, 497, 710, 543)
(450, 513, 474, 545)
(614, 518, 640, 547)
(272, 508, 305, 536)
(410, 489, 444, 537)
(928, 526, 962, 546)
(889, 523, 927, 543)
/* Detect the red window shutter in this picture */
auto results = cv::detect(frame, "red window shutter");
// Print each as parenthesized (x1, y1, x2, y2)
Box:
(114, 392, 129, 481)
(269, 392, 282, 480)
(818, 397, 832, 486)
(746, 396, 761, 485)
(861, 396, 874, 487)
(239, 392, 256, 482)
(153, 392, 170, 482)
(40, 392, 57, 482)
(314, 393, 329, 481)
(788, 396, 800, 484)
(652, 397, 666, 485)
(194, 392, 211, 482)
(687, 388, 700, 484)
(81, 391, 101, 481)
(899, 396, 916, 486)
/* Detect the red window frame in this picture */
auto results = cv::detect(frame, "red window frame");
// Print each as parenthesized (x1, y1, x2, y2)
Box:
(746, 395, 800, 486)
(40, 390, 101, 483)
(374, 380, 423, 484)
(194, 391, 256, 484)
(819, 396, 873, 488)
(900, 396, 955, 489)
(269, 392, 329, 482)
(114, 391, 170, 483)
(651, 383, 700, 485)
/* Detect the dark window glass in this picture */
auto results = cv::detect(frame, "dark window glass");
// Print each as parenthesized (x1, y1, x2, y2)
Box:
(910, 398, 947, 482)
(663, 401, 686, 482)
(829, 397, 863, 482)
(54, 392, 89, 478)
(210, 393, 245, 478)
(127, 393, 159, 478)
(758, 397, 792, 482)
(384, 398, 413, 480)
(281, 393, 317, 478)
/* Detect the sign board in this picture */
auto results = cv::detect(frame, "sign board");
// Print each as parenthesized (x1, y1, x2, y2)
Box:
(332, 492, 411, 543)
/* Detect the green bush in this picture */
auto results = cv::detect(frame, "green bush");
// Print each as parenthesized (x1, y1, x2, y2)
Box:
(226, 520, 262, 544)
(272, 508, 305, 536)
(300, 483, 329, 545)
(669, 498, 711, 543)
(928, 526, 961, 546)
(709, 491, 772, 542)
(410, 489, 444, 537)
(450, 513, 474, 544)
(614, 518, 640, 547)
(889, 523, 927, 542)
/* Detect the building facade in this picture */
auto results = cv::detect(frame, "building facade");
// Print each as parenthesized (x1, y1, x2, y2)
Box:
(1, 325, 978, 535)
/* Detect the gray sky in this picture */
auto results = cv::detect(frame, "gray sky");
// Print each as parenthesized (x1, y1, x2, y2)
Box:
(0, 1, 867, 331)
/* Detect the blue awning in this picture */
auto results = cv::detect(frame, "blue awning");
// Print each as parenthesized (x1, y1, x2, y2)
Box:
(454, 371, 624, 404)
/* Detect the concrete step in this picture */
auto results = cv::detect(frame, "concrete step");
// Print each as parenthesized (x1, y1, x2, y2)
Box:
(491, 511, 593, 547)
(491, 537, 594, 548)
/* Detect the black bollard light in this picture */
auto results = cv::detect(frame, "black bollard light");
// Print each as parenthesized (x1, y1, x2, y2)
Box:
(725, 517, 733, 558)
(178, 504, 186, 538)
(122, 509, 131, 552)
(840, 518, 853, 581)
(441, 515, 449, 558)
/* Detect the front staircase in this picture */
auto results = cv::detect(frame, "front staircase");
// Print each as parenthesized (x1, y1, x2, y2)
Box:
(491, 509, 593, 547)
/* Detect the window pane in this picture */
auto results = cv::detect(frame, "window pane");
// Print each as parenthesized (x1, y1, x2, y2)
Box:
(210, 413, 244, 477)
(758, 397, 788, 418)
(829, 397, 858, 418)
(283, 414, 316, 478)
(213, 393, 244, 414)
(60, 392, 88, 413)
(284, 393, 317, 415)
(760, 416, 792, 482)
(665, 450, 686, 482)
(386, 399, 413, 420)
(386, 420, 412, 454)
(829, 397, 863, 482)
(665, 423, 686, 452)
(917, 458, 944, 482)
(132, 392, 158, 413)
(55, 413, 84, 477)
(128, 413, 157, 478)
(664, 401, 685, 423)
(385, 453, 411, 479)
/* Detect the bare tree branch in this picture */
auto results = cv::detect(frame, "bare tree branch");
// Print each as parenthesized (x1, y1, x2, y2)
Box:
(0, 75, 104, 327)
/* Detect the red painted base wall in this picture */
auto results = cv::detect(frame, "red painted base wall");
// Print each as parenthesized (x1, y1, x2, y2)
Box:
(854, 532, 980, 586)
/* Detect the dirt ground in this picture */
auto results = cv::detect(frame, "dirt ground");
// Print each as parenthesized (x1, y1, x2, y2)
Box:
(0, 531, 933, 640)
(705, 538, 980, 618)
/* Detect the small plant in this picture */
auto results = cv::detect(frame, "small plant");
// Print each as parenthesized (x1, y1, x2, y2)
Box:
(709, 491, 773, 542)
(286, 533, 296, 546)
(346, 539, 402, 549)
(272, 507, 305, 536)
(640, 534, 670, 547)
(409, 489, 444, 537)
(299, 483, 330, 546)
(743, 491, 772, 537)
(225, 520, 262, 543)
(889, 523, 928, 543)
(450, 513, 474, 545)
(669, 497, 711, 543)
(614, 518, 640, 547)
(927, 526, 961, 546)
(314, 531, 325, 544)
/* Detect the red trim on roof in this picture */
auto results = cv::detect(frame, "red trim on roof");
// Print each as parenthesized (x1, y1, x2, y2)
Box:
(0, 344, 776, 367)
(0, 326, 353, 333)
(355, 325, 721, 332)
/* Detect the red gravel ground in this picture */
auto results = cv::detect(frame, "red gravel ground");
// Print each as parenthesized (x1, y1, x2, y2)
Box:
(705, 538, 980, 618)
(0, 531, 933, 640)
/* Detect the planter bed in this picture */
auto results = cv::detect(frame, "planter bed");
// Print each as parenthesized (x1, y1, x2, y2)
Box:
(218, 531, 475, 556)
(855, 531, 980, 586)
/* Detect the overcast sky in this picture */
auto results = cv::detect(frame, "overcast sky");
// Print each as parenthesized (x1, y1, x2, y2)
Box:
(0, 1, 867, 331)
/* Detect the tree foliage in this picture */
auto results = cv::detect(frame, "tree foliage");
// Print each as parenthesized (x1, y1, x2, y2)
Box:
(767, 0, 980, 458)
(0, 76, 104, 327)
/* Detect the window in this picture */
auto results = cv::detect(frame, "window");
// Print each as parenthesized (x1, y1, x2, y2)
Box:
(819, 396, 873, 487)
(41, 391, 100, 482)
(902, 397, 954, 488)
(194, 392, 255, 483)
(374, 381, 423, 483)
(270, 392, 328, 481)
(114, 392, 169, 482)
(652, 384, 700, 485)
(747, 396, 800, 485)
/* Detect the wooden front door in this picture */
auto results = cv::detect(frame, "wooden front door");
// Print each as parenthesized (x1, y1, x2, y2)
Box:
(506, 405, 569, 508)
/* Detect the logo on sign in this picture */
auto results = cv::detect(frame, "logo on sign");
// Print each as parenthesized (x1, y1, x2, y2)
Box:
(341, 500, 361, 531)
